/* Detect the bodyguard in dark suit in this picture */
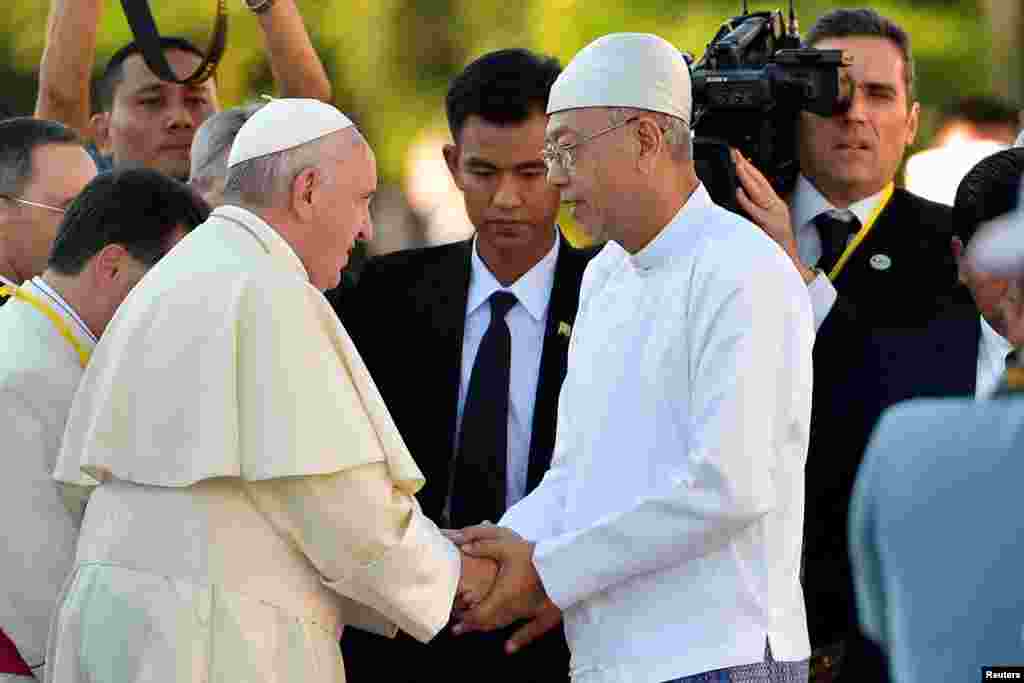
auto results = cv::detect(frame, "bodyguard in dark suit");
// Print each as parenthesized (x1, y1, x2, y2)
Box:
(733, 9, 967, 682)
(337, 49, 595, 682)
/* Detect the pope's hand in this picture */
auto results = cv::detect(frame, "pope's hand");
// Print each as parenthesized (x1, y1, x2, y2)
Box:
(732, 149, 816, 284)
(457, 551, 498, 611)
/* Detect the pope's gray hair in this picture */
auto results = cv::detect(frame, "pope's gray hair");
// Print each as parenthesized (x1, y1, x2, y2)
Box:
(608, 107, 691, 161)
(221, 134, 345, 209)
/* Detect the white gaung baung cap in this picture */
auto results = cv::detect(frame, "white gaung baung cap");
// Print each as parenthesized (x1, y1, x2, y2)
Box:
(227, 98, 355, 168)
(547, 33, 692, 127)
(967, 176, 1024, 276)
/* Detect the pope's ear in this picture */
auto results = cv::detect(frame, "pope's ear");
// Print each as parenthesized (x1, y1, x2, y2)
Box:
(290, 166, 319, 220)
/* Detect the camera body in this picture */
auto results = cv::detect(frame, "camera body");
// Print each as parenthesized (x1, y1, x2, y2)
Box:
(689, 9, 849, 212)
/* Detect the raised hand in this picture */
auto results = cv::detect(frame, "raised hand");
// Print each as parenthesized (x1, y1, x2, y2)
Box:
(732, 149, 816, 283)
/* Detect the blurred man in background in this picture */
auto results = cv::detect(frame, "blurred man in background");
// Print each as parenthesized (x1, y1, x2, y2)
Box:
(904, 95, 1020, 205)
(0, 118, 96, 300)
(34, 0, 331, 179)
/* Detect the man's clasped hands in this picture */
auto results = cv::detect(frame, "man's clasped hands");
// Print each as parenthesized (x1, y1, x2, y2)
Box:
(446, 524, 563, 654)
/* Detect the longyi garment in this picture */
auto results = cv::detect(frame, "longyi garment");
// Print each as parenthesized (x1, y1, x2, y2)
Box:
(501, 184, 814, 683)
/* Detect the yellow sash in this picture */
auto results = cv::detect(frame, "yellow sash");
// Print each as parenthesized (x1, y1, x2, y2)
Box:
(0, 285, 90, 369)
(828, 182, 895, 281)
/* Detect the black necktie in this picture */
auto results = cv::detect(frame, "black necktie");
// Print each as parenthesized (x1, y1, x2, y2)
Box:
(814, 212, 860, 274)
(448, 291, 517, 529)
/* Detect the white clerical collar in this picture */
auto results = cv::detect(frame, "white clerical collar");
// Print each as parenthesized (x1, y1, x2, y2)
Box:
(467, 227, 560, 322)
(214, 205, 310, 282)
(28, 276, 99, 348)
(630, 182, 714, 272)
(979, 313, 1013, 371)
(791, 174, 889, 228)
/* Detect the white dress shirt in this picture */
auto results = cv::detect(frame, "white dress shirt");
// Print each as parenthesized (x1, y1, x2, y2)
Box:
(790, 175, 890, 330)
(975, 315, 1013, 400)
(502, 185, 814, 683)
(456, 232, 559, 508)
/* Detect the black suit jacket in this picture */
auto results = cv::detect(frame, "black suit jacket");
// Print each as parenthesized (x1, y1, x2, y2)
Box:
(803, 189, 964, 679)
(336, 234, 597, 683)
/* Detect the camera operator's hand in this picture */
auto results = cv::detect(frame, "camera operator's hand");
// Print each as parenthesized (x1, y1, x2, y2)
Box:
(732, 149, 817, 284)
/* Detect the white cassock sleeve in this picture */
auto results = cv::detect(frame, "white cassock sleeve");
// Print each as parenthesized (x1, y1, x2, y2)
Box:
(244, 463, 460, 643)
(531, 259, 812, 611)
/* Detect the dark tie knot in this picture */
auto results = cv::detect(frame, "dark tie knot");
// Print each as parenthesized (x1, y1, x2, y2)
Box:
(489, 291, 518, 320)
(813, 211, 861, 273)
(1006, 348, 1019, 370)
(813, 210, 860, 236)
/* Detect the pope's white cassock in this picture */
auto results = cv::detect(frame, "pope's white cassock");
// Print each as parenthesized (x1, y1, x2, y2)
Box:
(500, 184, 815, 683)
(0, 279, 96, 680)
(46, 205, 460, 682)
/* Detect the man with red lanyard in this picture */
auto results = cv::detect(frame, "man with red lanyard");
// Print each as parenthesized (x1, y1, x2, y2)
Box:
(0, 168, 208, 679)
(732, 8, 964, 683)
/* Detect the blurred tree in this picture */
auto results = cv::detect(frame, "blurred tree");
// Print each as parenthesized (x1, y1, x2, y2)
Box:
(0, 0, 999, 196)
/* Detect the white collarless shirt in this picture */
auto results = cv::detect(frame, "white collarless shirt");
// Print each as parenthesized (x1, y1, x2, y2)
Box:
(790, 175, 890, 330)
(976, 315, 1013, 400)
(456, 231, 560, 508)
(502, 185, 814, 682)
(30, 276, 99, 346)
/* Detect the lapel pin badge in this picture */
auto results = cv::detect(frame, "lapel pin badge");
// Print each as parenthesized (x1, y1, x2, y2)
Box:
(558, 321, 572, 338)
(869, 254, 892, 271)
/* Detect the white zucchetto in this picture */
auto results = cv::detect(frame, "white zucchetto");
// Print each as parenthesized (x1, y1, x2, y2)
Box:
(227, 98, 355, 168)
(547, 33, 692, 127)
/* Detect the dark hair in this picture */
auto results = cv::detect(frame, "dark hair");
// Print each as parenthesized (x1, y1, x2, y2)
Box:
(48, 167, 210, 275)
(445, 48, 561, 143)
(806, 8, 915, 101)
(96, 36, 207, 112)
(953, 147, 1024, 247)
(0, 117, 80, 195)
(941, 95, 1019, 129)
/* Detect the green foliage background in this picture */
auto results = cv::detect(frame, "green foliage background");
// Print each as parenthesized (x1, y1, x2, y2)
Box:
(0, 0, 1001, 187)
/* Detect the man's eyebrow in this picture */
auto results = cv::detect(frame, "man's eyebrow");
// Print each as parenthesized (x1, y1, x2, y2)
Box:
(129, 83, 165, 97)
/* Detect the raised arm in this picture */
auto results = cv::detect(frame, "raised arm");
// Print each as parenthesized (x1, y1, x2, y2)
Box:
(251, 0, 332, 102)
(34, 0, 102, 137)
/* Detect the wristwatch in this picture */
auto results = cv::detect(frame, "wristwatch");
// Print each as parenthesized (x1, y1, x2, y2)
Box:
(245, 0, 276, 14)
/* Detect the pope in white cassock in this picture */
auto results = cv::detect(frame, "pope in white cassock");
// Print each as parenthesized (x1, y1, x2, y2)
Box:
(450, 34, 815, 683)
(46, 99, 495, 683)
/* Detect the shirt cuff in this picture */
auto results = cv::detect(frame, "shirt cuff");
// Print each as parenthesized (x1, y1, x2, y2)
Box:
(808, 271, 838, 331)
(531, 531, 595, 611)
(323, 509, 460, 644)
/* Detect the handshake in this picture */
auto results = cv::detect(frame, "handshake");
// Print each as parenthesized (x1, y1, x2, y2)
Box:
(443, 524, 562, 654)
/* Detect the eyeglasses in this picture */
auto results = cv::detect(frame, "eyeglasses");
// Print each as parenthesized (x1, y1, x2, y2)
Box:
(542, 115, 640, 174)
(0, 193, 66, 214)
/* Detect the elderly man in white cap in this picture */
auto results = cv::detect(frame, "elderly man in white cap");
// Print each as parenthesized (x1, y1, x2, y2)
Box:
(449, 33, 814, 683)
(45, 98, 497, 683)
